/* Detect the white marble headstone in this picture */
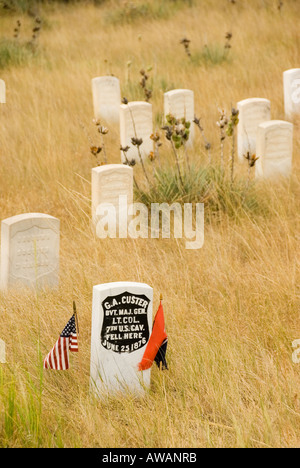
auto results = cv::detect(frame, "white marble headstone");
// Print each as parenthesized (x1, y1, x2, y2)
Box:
(255, 120, 293, 179)
(0, 213, 60, 290)
(0, 339, 5, 364)
(120, 101, 153, 163)
(283, 68, 300, 120)
(164, 89, 195, 145)
(92, 76, 121, 123)
(237, 98, 271, 162)
(0, 79, 5, 104)
(90, 281, 153, 398)
(91, 164, 133, 237)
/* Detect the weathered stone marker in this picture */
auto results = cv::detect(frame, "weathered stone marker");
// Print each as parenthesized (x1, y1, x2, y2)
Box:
(91, 164, 133, 237)
(164, 89, 195, 145)
(91, 76, 121, 123)
(0, 339, 5, 364)
(0, 213, 60, 290)
(255, 120, 293, 179)
(237, 98, 271, 162)
(283, 68, 300, 120)
(90, 281, 153, 397)
(120, 101, 153, 162)
(0, 79, 5, 104)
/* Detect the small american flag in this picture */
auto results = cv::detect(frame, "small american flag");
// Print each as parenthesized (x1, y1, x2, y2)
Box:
(44, 313, 78, 370)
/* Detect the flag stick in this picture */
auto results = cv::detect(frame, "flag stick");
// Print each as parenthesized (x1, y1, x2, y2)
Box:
(73, 300, 83, 375)
(73, 300, 79, 335)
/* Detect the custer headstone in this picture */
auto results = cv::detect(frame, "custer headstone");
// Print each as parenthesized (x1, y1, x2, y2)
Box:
(237, 98, 271, 162)
(164, 89, 195, 145)
(91, 76, 121, 123)
(283, 68, 300, 120)
(255, 120, 293, 179)
(120, 101, 153, 163)
(90, 281, 153, 398)
(0, 79, 5, 104)
(0, 213, 60, 290)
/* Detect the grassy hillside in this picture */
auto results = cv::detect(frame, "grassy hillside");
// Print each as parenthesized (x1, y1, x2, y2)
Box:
(0, 0, 299, 448)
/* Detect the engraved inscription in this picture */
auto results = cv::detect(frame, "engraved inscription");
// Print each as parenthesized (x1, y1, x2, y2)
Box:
(237, 99, 271, 160)
(242, 103, 270, 135)
(124, 106, 152, 139)
(98, 172, 132, 206)
(264, 129, 292, 161)
(15, 236, 50, 270)
(101, 291, 150, 354)
(10, 226, 59, 282)
(121, 103, 153, 161)
(166, 92, 194, 121)
(92, 77, 121, 121)
(96, 78, 120, 107)
(164, 91, 194, 145)
(257, 122, 293, 179)
(291, 78, 300, 105)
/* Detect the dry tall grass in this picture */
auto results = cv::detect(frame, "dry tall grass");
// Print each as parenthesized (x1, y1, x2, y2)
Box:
(0, 0, 299, 448)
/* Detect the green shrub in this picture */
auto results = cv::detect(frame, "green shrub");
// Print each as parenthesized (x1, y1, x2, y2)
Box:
(104, 0, 194, 25)
(191, 44, 232, 66)
(180, 42, 232, 69)
(0, 0, 86, 13)
(0, 0, 193, 18)
(0, 38, 38, 69)
(1, 0, 37, 12)
(180, 33, 233, 67)
(135, 164, 265, 221)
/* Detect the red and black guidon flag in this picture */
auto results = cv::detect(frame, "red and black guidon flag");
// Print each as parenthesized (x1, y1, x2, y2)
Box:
(138, 297, 168, 371)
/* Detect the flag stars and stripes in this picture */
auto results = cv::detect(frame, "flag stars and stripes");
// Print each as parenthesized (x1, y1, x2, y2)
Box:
(44, 314, 78, 370)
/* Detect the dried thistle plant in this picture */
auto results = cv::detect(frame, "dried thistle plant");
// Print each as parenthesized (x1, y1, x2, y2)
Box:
(139, 68, 152, 102)
(223, 32, 233, 62)
(226, 107, 239, 184)
(193, 115, 211, 163)
(121, 145, 135, 166)
(224, 32, 232, 52)
(13, 19, 21, 40)
(180, 37, 191, 58)
(216, 108, 229, 170)
(131, 135, 152, 187)
(122, 98, 152, 188)
(150, 131, 162, 168)
(79, 118, 109, 166)
(96, 120, 109, 164)
(244, 151, 259, 169)
(29, 16, 42, 50)
(121, 145, 140, 190)
(104, 58, 113, 76)
(165, 113, 191, 149)
(90, 145, 103, 166)
(162, 113, 191, 188)
(243, 151, 259, 199)
(126, 60, 132, 83)
(78, 119, 101, 166)
(148, 131, 162, 176)
(148, 150, 156, 177)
